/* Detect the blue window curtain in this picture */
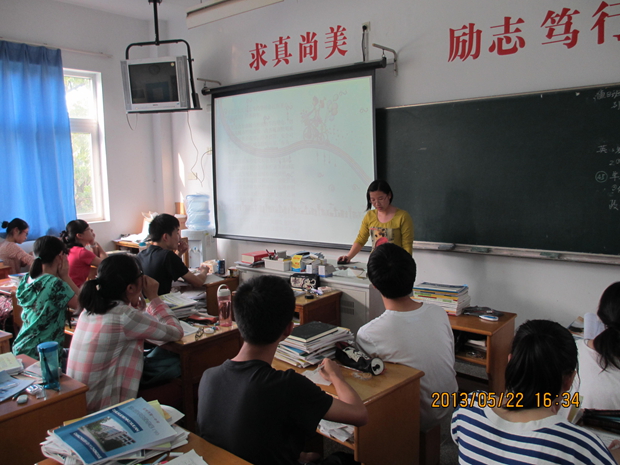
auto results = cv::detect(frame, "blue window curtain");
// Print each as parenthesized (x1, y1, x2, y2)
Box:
(0, 40, 76, 239)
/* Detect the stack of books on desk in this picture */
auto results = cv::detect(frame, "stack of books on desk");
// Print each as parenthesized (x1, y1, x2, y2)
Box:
(41, 398, 189, 465)
(412, 282, 471, 316)
(276, 321, 353, 368)
(160, 293, 199, 319)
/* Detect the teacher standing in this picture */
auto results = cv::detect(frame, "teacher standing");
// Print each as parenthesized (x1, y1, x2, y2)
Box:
(338, 180, 414, 264)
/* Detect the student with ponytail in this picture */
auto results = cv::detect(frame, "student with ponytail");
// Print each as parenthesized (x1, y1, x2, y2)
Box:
(576, 282, 620, 410)
(0, 218, 34, 273)
(67, 254, 183, 412)
(61, 219, 107, 288)
(12, 236, 79, 360)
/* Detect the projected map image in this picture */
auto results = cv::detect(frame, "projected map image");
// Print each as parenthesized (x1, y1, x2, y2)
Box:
(215, 75, 375, 246)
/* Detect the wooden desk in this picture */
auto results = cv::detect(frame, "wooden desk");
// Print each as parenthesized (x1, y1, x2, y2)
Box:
(0, 264, 10, 279)
(273, 360, 424, 465)
(295, 290, 342, 326)
(0, 329, 12, 353)
(37, 430, 252, 465)
(1, 355, 88, 465)
(449, 311, 516, 394)
(161, 324, 242, 433)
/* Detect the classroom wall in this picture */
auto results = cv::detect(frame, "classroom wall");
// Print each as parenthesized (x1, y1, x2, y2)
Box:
(168, 0, 620, 328)
(0, 0, 178, 247)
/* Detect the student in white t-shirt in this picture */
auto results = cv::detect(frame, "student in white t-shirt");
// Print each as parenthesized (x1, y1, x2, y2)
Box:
(355, 242, 458, 432)
(575, 281, 620, 410)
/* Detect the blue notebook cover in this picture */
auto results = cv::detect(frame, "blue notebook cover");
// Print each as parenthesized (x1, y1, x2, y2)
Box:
(52, 398, 176, 465)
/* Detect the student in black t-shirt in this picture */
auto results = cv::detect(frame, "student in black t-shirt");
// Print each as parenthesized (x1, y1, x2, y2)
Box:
(137, 213, 207, 295)
(197, 275, 368, 465)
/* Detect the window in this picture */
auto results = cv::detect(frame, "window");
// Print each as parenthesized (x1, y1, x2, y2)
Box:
(64, 69, 108, 222)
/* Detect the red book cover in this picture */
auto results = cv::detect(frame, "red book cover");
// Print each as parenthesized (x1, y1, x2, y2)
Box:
(241, 251, 270, 264)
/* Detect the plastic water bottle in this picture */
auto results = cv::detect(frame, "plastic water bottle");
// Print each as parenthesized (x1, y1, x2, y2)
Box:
(217, 284, 232, 327)
(37, 341, 60, 390)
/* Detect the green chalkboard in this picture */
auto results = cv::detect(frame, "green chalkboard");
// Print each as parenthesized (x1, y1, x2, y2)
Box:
(376, 84, 620, 256)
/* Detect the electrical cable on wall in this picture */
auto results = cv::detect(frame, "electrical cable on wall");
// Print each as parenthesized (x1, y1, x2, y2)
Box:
(186, 111, 210, 187)
(361, 24, 368, 61)
(126, 112, 138, 131)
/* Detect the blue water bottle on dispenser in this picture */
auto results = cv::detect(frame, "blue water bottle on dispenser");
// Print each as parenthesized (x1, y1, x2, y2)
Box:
(37, 341, 60, 391)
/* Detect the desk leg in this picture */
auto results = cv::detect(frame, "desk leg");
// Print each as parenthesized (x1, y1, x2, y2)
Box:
(355, 377, 419, 465)
(486, 320, 515, 394)
(179, 351, 198, 433)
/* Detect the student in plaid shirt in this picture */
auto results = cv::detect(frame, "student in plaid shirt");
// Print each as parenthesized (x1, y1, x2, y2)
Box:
(67, 254, 183, 412)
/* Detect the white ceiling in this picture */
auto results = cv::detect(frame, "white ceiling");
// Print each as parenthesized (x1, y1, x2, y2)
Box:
(54, 0, 197, 21)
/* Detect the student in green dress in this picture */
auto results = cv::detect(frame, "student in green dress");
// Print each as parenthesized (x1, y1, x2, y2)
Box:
(12, 236, 79, 362)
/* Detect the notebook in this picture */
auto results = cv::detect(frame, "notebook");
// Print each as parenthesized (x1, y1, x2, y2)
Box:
(289, 321, 338, 343)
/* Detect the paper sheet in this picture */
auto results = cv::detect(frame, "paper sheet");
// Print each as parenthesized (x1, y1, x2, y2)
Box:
(303, 367, 332, 386)
(180, 321, 199, 336)
(167, 449, 209, 465)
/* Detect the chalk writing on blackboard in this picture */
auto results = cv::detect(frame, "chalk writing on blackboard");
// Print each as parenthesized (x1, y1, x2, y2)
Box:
(596, 141, 620, 212)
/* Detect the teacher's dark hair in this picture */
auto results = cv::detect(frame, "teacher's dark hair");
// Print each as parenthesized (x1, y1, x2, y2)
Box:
(79, 254, 144, 315)
(504, 319, 577, 410)
(366, 180, 393, 211)
(593, 282, 620, 371)
(60, 219, 89, 249)
(30, 236, 67, 279)
(233, 275, 295, 345)
(2, 218, 29, 236)
(367, 243, 416, 299)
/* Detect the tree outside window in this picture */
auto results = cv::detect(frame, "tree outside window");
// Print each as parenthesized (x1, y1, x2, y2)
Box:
(64, 70, 108, 221)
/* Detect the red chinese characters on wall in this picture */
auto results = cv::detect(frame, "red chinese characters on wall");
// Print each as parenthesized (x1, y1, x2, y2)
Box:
(449, 2, 619, 62)
(541, 8, 580, 49)
(489, 17, 526, 55)
(250, 26, 348, 71)
(592, 1, 620, 44)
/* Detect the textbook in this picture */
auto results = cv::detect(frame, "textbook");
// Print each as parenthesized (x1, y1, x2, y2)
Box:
(160, 293, 198, 310)
(277, 326, 354, 368)
(413, 282, 471, 316)
(241, 250, 270, 264)
(288, 321, 338, 343)
(51, 397, 177, 465)
(413, 282, 468, 295)
(581, 409, 620, 434)
(0, 352, 23, 375)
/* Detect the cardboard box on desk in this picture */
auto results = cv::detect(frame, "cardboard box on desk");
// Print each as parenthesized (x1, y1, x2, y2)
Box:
(263, 258, 292, 271)
(318, 264, 335, 277)
(291, 254, 306, 272)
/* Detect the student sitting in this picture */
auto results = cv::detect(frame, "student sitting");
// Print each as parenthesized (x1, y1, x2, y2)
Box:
(12, 236, 79, 360)
(197, 275, 368, 465)
(67, 254, 183, 412)
(575, 281, 620, 410)
(355, 242, 458, 432)
(137, 213, 207, 295)
(452, 319, 617, 464)
(61, 219, 107, 288)
(0, 218, 34, 274)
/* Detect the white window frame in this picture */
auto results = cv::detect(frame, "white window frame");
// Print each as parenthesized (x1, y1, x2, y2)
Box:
(64, 68, 109, 223)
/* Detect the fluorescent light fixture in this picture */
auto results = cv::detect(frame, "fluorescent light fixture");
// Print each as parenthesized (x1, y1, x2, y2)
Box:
(186, 0, 283, 29)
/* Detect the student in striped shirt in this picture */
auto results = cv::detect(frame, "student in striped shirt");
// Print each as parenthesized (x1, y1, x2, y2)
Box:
(67, 254, 183, 412)
(451, 319, 618, 464)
